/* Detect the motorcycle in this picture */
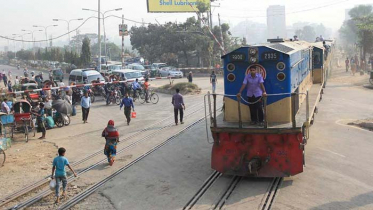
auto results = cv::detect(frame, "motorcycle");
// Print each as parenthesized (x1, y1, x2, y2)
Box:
(92, 85, 106, 99)
(106, 87, 121, 105)
(53, 111, 70, 127)
(72, 88, 83, 105)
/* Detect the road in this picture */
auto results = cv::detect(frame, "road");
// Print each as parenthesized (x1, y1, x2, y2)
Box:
(70, 66, 373, 210)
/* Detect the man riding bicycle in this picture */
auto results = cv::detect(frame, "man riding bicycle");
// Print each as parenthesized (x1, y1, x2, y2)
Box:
(132, 78, 141, 99)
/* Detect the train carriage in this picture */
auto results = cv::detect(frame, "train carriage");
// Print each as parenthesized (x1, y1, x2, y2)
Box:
(209, 40, 332, 177)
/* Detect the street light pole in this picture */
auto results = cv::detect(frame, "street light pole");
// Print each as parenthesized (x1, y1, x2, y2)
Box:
(53, 18, 83, 46)
(33, 25, 58, 48)
(83, 6, 122, 65)
(98, 0, 101, 70)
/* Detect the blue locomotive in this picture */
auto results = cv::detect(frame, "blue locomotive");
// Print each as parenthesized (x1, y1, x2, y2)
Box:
(210, 39, 332, 177)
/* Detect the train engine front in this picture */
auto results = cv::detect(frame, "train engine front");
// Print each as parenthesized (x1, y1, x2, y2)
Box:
(210, 40, 314, 177)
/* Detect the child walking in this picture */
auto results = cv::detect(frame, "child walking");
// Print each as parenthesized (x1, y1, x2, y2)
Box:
(51, 148, 77, 203)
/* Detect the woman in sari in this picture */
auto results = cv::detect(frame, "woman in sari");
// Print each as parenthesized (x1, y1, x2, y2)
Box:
(102, 120, 120, 166)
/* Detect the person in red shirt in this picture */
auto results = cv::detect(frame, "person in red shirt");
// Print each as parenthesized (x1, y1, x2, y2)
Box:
(144, 78, 150, 103)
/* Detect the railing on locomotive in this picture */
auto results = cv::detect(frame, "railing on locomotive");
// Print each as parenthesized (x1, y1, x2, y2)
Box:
(205, 91, 310, 130)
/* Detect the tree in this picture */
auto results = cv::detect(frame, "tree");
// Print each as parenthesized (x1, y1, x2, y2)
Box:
(339, 5, 373, 58)
(80, 37, 91, 67)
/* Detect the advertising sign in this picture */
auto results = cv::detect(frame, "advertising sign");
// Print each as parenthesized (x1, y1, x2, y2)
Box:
(147, 0, 210, 13)
(119, 24, 128, 36)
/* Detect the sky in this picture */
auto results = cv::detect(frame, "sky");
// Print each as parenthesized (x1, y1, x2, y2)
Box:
(0, 0, 371, 51)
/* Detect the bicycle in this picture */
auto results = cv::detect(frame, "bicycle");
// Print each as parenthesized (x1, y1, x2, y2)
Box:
(140, 89, 159, 104)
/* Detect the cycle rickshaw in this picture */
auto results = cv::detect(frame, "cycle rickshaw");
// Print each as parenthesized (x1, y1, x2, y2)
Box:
(11, 100, 35, 142)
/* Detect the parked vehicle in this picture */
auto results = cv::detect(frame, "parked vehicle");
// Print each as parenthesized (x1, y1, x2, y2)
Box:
(69, 69, 105, 85)
(51, 69, 64, 82)
(159, 66, 184, 78)
(106, 87, 121, 105)
(127, 64, 145, 71)
(100, 64, 122, 75)
(111, 69, 144, 84)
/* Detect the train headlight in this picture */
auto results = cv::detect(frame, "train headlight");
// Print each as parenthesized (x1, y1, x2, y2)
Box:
(277, 72, 286, 81)
(250, 57, 258, 63)
(227, 63, 235, 72)
(227, 73, 236, 82)
(276, 62, 286, 71)
(249, 48, 257, 56)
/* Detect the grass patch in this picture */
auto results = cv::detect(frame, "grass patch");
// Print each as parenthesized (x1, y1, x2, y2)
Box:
(159, 82, 201, 94)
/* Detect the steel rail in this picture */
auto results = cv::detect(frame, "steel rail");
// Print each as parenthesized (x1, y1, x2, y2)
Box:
(213, 176, 242, 210)
(183, 170, 222, 210)
(260, 177, 283, 210)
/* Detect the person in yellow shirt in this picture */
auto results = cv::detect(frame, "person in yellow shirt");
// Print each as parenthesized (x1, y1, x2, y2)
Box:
(144, 78, 150, 103)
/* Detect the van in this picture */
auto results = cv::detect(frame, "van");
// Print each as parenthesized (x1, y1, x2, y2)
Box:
(69, 69, 105, 84)
(112, 69, 144, 84)
(100, 64, 122, 75)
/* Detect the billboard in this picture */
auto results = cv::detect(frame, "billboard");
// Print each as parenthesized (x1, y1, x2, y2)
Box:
(147, 0, 210, 13)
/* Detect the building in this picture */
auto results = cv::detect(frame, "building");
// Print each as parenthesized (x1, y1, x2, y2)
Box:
(345, 9, 351, 21)
(267, 5, 287, 40)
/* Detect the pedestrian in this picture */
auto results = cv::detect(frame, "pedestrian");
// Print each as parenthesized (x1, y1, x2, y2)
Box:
(3, 74, 7, 87)
(102, 120, 120, 166)
(51, 147, 77, 204)
(144, 78, 150, 103)
(8, 70, 12, 81)
(7, 80, 12, 93)
(119, 93, 134, 125)
(351, 61, 357, 76)
(33, 102, 46, 139)
(187, 72, 193, 83)
(172, 88, 185, 125)
(237, 66, 267, 126)
(14, 76, 19, 86)
(1, 98, 10, 114)
(81, 92, 91, 123)
(345, 57, 350, 72)
(210, 70, 218, 94)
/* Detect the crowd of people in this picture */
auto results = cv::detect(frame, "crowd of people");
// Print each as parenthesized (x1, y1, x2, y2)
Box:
(344, 55, 373, 76)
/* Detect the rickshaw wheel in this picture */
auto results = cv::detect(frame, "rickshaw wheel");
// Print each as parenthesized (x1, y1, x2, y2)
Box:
(0, 149, 5, 167)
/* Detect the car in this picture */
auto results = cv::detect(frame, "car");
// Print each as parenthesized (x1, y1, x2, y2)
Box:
(159, 66, 184, 78)
(127, 64, 145, 71)
(51, 69, 64, 82)
(100, 64, 122, 75)
(69, 69, 105, 84)
(152, 63, 167, 70)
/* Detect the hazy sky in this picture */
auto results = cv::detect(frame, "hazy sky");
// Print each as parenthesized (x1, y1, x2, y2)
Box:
(0, 0, 371, 50)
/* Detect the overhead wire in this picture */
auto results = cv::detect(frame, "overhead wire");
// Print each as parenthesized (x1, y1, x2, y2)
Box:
(0, 15, 153, 43)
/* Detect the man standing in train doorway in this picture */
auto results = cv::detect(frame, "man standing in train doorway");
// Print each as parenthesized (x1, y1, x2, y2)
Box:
(237, 66, 267, 126)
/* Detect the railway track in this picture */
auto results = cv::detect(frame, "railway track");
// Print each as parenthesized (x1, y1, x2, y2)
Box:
(58, 117, 207, 210)
(0, 101, 206, 209)
(7, 102, 220, 210)
(183, 172, 283, 210)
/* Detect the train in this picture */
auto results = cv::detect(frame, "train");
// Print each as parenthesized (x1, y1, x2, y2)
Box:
(209, 39, 335, 177)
